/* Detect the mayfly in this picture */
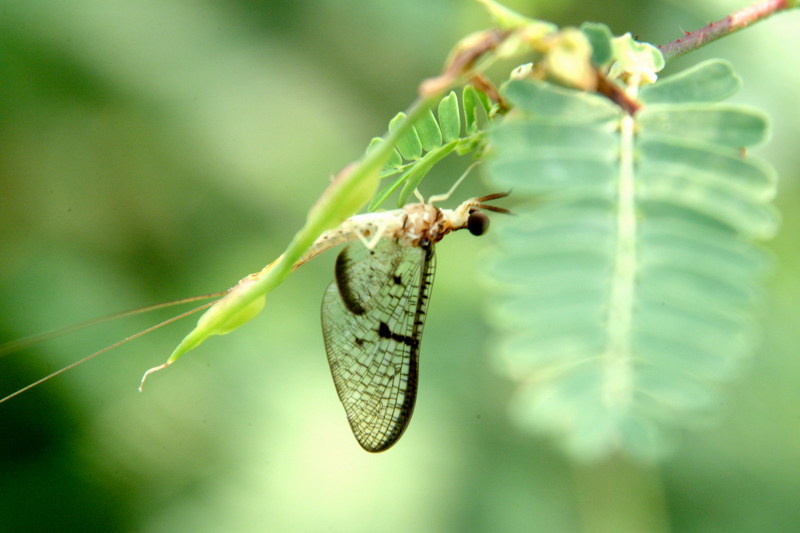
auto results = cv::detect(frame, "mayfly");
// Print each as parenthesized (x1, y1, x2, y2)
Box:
(1, 185, 508, 452)
(317, 190, 509, 452)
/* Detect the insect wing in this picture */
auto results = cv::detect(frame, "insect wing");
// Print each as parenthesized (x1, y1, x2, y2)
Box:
(321, 238, 435, 452)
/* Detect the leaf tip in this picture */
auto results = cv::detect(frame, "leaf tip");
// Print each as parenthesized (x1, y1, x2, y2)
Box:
(138, 362, 171, 392)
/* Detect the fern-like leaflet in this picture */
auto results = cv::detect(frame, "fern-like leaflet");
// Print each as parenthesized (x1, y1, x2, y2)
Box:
(484, 58, 777, 461)
(366, 85, 495, 211)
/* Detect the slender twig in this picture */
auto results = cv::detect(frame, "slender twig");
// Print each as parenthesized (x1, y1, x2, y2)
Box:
(659, 0, 797, 59)
(595, 69, 641, 115)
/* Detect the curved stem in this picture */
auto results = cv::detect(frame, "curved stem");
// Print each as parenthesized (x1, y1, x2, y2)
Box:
(658, 0, 797, 60)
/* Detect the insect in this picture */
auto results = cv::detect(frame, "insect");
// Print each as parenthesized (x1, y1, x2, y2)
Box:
(318, 192, 509, 452)
(1, 186, 508, 454)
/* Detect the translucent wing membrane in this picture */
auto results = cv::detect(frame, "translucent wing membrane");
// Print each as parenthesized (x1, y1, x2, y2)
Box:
(321, 238, 435, 452)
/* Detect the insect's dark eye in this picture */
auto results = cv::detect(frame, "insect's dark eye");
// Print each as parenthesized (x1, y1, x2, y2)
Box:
(467, 211, 490, 236)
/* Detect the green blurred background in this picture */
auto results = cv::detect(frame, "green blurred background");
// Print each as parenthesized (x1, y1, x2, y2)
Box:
(1, 1, 798, 531)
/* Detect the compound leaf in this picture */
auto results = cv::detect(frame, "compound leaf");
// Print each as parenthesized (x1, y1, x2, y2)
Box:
(483, 62, 777, 462)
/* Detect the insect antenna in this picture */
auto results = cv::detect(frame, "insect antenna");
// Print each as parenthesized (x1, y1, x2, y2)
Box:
(0, 293, 226, 404)
(471, 191, 512, 214)
(0, 292, 228, 358)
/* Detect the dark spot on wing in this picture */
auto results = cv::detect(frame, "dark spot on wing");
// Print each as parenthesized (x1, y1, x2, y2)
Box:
(334, 249, 367, 315)
(377, 321, 418, 348)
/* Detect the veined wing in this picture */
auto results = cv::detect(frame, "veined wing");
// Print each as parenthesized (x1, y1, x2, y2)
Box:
(321, 238, 435, 452)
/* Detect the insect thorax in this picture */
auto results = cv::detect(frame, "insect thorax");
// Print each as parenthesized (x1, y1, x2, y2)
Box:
(398, 203, 449, 247)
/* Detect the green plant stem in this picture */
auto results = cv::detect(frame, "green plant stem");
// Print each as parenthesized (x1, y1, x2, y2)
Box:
(167, 95, 441, 364)
(151, 26, 516, 373)
(573, 456, 670, 533)
(194, 27, 516, 343)
(658, 0, 797, 59)
(256, 96, 439, 296)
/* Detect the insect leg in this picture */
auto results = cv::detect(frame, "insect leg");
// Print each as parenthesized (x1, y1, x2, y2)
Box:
(427, 161, 480, 205)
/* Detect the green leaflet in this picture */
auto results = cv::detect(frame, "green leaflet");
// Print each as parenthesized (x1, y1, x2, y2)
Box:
(639, 59, 741, 103)
(502, 79, 620, 122)
(580, 22, 613, 66)
(484, 61, 777, 462)
(637, 104, 769, 148)
(416, 109, 443, 151)
(636, 138, 779, 239)
(367, 137, 403, 169)
(367, 88, 491, 211)
(438, 91, 461, 142)
(388, 112, 423, 160)
(489, 122, 619, 194)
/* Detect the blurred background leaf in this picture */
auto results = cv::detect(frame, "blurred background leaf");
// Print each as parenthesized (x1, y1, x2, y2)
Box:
(1, 1, 799, 532)
(484, 66, 776, 462)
